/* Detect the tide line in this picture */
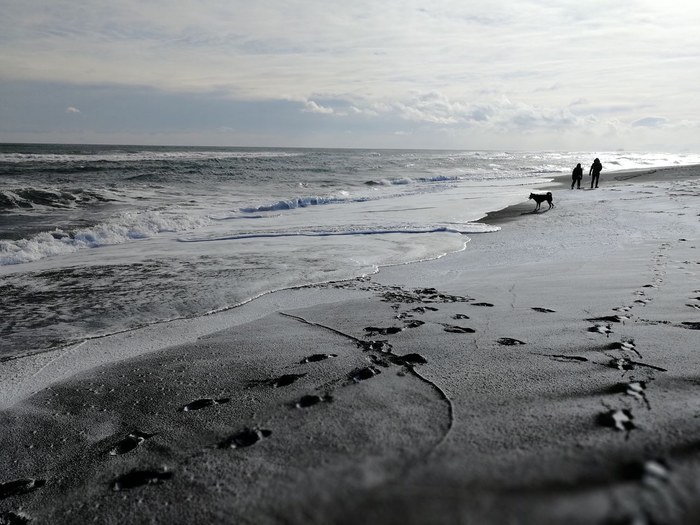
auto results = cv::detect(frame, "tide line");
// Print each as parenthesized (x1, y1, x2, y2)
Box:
(177, 225, 497, 243)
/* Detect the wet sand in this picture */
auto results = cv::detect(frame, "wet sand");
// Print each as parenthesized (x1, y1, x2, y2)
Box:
(1, 165, 699, 524)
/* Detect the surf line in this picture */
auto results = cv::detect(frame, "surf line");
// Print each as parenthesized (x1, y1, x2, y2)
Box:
(279, 311, 455, 454)
(177, 226, 483, 243)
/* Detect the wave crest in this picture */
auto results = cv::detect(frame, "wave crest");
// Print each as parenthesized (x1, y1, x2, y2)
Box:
(0, 187, 114, 210)
(0, 210, 210, 265)
(240, 194, 369, 213)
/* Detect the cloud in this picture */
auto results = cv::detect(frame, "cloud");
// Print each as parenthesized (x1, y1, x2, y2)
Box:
(1, 1, 699, 149)
(302, 100, 335, 115)
(3, 1, 698, 105)
(349, 92, 590, 133)
(632, 116, 667, 127)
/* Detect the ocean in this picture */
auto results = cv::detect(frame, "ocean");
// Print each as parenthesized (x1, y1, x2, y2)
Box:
(1, 144, 698, 359)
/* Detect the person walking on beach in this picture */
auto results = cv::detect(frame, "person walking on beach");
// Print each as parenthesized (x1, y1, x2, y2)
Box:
(589, 158, 603, 188)
(571, 163, 583, 189)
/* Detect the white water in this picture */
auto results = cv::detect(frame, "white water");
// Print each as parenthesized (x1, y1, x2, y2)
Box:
(2, 145, 699, 357)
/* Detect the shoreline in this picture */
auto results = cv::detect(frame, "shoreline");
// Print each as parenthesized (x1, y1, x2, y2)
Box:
(1, 163, 699, 523)
(478, 162, 700, 225)
(0, 163, 691, 408)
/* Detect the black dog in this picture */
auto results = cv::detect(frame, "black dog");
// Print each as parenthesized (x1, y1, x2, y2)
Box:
(529, 192, 554, 211)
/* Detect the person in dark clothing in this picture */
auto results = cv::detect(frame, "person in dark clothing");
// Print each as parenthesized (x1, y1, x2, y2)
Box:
(571, 163, 583, 189)
(589, 158, 603, 188)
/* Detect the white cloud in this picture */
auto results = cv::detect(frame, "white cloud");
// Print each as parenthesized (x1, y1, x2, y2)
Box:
(1, 1, 699, 148)
(66, 106, 80, 113)
(352, 92, 591, 133)
(302, 100, 335, 115)
(632, 117, 667, 127)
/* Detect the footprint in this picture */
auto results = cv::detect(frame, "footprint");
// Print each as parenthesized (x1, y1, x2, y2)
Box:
(415, 288, 471, 303)
(638, 318, 672, 327)
(294, 394, 333, 408)
(414, 287, 440, 296)
(637, 459, 670, 485)
(681, 322, 700, 330)
(609, 357, 635, 371)
(364, 326, 403, 336)
(598, 409, 635, 432)
(471, 302, 494, 307)
(392, 353, 428, 366)
(349, 366, 381, 382)
(588, 324, 613, 336)
(531, 307, 556, 313)
(411, 306, 439, 313)
(442, 325, 475, 333)
(269, 373, 306, 388)
(634, 299, 651, 305)
(608, 357, 667, 373)
(612, 306, 632, 312)
(380, 286, 470, 304)
(611, 381, 650, 408)
(369, 354, 392, 368)
(497, 338, 526, 346)
(110, 469, 173, 491)
(451, 314, 470, 320)
(180, 398, 231, 412)
(218, 428, 272, 449)
(357, 340, 392, 353)
(587, 315, 629, 324)
(0, 511, 31, 524)
(545, 354, 588, 363)
(301, 353, 338, 363)
(0, 479, 46, 500)
(619, 459, 671, 493)
(686, 304, 700, 310)
(403, 320, 425, 329)
(608, 340, 641, 358)
(109, 430, 156, 456)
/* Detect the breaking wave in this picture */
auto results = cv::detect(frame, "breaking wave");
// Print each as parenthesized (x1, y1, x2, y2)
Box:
(0, 187, 115, 210)
(239, 194, 371, 213)
(0, 210, 210, 265)
(364, 174, 461, 186)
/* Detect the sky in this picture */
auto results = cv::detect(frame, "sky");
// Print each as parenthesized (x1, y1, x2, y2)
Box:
(1, 0, 699, 151)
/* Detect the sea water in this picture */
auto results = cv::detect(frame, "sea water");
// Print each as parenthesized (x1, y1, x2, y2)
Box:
(1, 145, 697, 358)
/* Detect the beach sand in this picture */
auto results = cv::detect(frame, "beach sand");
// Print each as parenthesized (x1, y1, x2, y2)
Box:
(1, 165, 699, 524)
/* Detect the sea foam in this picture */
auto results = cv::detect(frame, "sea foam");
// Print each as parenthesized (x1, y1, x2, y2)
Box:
(178, 223, 500, 243)
(0, 210, 210, 265)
